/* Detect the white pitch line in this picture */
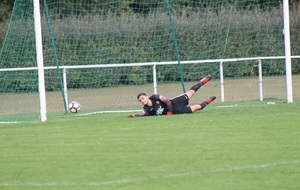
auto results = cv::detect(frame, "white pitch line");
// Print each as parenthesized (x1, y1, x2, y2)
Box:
(91, 160, 300, 186)
(77, 110, 141, 116)
(216, 102, 278, 108)
(0, 121, 23, 125)
(216, 104, 239, 108)
(0, 160, 299, 187)
(168, 122, 188, 127)
(89, 178, 147, 186)
(164, 160, 300, 178)
(0, 182, 75, 186)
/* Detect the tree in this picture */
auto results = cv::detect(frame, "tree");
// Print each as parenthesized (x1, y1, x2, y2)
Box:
(0, 0, 14, 23)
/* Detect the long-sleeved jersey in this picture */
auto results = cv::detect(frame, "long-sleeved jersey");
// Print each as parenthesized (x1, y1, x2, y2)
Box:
(137, 94, 173, 116)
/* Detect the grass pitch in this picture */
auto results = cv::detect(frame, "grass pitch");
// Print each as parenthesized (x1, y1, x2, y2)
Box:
(0, 101, 300, 189)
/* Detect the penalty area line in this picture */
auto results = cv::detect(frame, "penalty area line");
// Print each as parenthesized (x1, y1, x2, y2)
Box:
(2, 160, 298, 187)
(90, 160, 300, 186)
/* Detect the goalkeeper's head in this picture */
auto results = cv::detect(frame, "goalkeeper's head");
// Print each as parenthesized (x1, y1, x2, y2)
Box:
(137, 92, 147, 100)
(137, 93, 149, 106)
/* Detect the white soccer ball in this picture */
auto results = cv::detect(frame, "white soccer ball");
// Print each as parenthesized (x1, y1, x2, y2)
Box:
(68, 101, 81, 113)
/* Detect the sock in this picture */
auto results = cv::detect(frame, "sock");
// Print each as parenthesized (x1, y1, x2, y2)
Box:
(199, 102, 207, 110)
(190, 82, 202, 92)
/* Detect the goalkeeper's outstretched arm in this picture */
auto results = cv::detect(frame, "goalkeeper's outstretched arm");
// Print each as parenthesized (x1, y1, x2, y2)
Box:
(128, 110, 150, 118)
(128, 92, 172, 118)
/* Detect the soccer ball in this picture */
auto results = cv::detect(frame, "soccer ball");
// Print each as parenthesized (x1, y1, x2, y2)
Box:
(68, 101, 81, 113)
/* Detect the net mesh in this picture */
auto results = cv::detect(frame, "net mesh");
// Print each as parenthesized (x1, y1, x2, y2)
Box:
(0, 0, 299, 121)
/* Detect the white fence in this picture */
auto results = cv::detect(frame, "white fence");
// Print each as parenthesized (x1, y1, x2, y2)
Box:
(1, 55, 300, 122)
(1, 55, 299, 104)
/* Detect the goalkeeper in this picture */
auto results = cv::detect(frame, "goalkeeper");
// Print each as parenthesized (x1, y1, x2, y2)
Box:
(128, 75, 216, 118)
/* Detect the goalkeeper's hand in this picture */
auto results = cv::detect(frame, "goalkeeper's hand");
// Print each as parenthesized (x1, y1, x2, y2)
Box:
(128, 114, 135, 118)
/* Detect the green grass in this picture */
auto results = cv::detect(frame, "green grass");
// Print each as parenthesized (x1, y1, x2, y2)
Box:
(0, 101, 300, 189)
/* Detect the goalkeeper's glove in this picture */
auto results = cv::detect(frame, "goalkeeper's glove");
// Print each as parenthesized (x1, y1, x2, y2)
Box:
(128, 114, 135, 118)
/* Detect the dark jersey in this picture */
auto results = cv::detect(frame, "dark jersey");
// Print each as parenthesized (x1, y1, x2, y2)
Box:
(139, 94, 173, 116)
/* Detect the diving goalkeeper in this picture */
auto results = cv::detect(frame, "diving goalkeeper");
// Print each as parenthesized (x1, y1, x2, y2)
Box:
(128, 75, 216, 118)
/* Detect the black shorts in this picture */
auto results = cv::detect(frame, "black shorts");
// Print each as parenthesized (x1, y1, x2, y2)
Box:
(170, 94, 192, 114)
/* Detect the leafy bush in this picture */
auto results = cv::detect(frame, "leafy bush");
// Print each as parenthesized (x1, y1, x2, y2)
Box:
(1, 2, 300, 92)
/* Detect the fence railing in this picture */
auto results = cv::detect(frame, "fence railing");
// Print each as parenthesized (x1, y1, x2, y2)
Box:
(1, 55, 300, 106)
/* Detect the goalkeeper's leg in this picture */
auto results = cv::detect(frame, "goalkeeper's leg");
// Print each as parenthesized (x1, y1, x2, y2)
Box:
(190, 96, 216, 113)
(186, 75, 212, 99)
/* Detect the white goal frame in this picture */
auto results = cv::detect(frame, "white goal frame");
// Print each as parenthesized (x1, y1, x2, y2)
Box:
(9, 0, 295, 121)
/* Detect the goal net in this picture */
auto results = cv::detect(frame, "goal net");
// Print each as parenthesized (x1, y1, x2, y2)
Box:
(0, 0, 299, 122)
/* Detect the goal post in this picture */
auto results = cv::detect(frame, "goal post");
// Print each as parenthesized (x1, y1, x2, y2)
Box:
(283, 0, 293, 103)
(0, 0, 299, 122)
(33, 0, 47, 122)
